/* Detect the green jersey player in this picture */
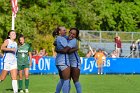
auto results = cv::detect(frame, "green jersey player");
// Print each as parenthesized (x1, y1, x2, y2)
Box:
(17, 35, 32, 93)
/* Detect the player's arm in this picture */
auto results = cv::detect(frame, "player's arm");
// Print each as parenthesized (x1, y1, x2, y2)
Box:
(1, 40, 16, 52)
(68, 47, 78, 54)
(55, 36, 70, 54)
(55, 46, 71, 54)
(56, 41, 78, 54)
(29, 52, 32, 67)
(28, 45, 33, 67)
(67, 39, 78, 54)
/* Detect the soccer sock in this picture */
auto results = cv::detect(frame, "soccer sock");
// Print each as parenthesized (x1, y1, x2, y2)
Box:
(62, 79, 70, 93)
(69, 81, 71, 93)
(56, 79, 64, 93)
(25, 79, 29, 89)
(19, 79, 23, 90)
(75, 81, 82, 93)
(12, 80, 18, 92)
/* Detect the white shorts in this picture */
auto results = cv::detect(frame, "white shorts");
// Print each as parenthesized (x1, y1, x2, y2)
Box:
(3, 62, 17, 71)
(70, 61, 81, 69)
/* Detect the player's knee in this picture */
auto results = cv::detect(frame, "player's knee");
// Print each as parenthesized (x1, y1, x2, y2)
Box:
(19, 76, 23, 80)
(11, 76, 17, 80)
(25, 75, 29, 79)
(73, 78, 79, 83)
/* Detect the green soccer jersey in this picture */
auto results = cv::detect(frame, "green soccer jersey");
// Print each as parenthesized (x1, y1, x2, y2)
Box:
(17, 43, 32, 65)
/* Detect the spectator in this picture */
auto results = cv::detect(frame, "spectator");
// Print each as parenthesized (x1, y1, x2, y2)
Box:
(86, 50, 92, 58)
(94, 49, 106, 75)
(130, 41, 137, 58)
(32, 50, 38, 56)
(86, 49, 96, 58)
(38, 48, 46, 56)
(114, 36, 122, 57)
(110, 50, 117, 58)
(136, 39, 140, 58)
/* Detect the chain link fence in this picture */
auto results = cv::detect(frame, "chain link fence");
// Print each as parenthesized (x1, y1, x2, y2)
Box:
(79, 30, 140, 58)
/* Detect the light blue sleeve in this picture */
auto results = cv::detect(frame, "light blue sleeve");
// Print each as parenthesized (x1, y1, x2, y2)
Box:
(68, 39, 77, 48)
(57, 36, 68, 47)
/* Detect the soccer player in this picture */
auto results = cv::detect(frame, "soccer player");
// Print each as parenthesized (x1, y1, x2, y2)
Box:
(17, 35, 32, 93)
(0, 30, 18, 93)
(53, 27, 71, 93)
(68, 28, 82, 93)
(55, 28, 82, 93)
(94, 49, 106, 75)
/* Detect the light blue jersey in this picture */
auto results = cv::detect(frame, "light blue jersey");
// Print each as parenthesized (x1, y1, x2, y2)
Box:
(55, 36, 70, 68)
(3, 39, 17, 71)
(3, 39, 17, 63)
(68, 38, 81, 69)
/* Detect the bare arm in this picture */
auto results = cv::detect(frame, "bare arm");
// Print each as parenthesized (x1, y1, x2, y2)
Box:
(68, 47, 78, 54)
(29, 52, 32, 67)
(1, 40, 16, 52)
(56, 46, 70, 54)
(56, 47, 78, 54)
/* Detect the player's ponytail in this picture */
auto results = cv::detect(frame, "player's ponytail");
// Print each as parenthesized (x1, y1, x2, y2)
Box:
(52, 27, 61, 37)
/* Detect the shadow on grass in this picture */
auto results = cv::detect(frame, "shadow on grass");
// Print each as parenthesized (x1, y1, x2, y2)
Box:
(5, 88, 13, 92)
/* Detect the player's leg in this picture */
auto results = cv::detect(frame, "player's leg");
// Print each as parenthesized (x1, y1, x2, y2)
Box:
(98, 66, 101, 74)
(97, 63, 101, 74)
(24, 67, 29, 93)
(101, 64, 103, 75)
(18, 65, 24, 92)
(0, 62, 10, 82)
(71, 67, 82, 93)
(55, 69, 63, 93)
(0, 70, 8, 82)
(19, 69, 23, 92)
(61, 66, 70, 93)
(10, 69, 18, 93)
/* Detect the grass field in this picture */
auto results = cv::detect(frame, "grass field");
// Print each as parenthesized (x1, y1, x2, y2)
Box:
(0, 74, 140, 93)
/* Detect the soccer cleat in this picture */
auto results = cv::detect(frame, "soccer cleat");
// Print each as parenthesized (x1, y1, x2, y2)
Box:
(19, 90, 24, 93)
(25, 89, 29, 93)
(0, 80, 3, 83)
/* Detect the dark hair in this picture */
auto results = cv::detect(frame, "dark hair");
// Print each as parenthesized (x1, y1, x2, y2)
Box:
(52, 27, 61, 37)
(7, 30, 15, 39)
(18, 34, 25, 44)
(69, 28, 81, 41)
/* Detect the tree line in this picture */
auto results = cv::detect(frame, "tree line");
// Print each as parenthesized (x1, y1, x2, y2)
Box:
(0, 0, 140, 55)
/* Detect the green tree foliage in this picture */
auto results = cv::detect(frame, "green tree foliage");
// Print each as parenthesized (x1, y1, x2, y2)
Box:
(0, 0, 140, 56)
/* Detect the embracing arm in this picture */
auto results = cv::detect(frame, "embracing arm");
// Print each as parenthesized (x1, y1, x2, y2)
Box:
(1, 40, 16, 52)
(55, 46, 70, 54)
(68, 47, 78, 54)
(56, 47, 78, 54)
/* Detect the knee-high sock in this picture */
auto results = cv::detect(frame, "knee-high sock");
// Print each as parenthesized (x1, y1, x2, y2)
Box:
(75, 82, 82, 93)
(25, 79, 29, 89)
(12, 80, 18, 92)
(55, 79, 64, 93)
(62, 79, 70, 93)
(19, 80, 23, 90)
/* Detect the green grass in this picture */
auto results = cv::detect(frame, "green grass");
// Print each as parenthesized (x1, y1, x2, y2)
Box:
(0, 74, 140, 93)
